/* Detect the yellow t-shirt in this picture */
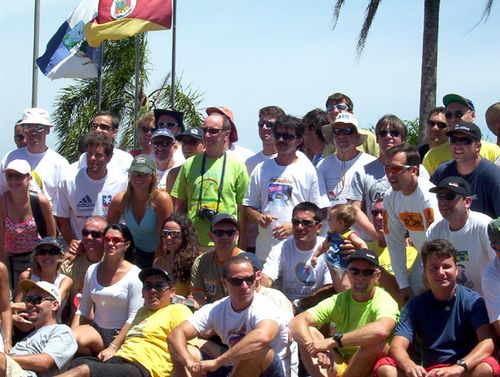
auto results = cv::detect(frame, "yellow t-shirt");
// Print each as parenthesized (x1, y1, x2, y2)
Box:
(367, 241, 418, 276)
(117, 303, 197, 377)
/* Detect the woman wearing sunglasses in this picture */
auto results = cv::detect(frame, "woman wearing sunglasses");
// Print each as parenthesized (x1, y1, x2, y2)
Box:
(107, 154, 173, 269)
(153, 214, 201, 298)
(128, 112, 156, 157)
(71, 223, 143, 361)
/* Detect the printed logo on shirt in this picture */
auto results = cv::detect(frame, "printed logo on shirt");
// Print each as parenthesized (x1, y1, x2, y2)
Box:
(456, 249, 473, 289)
(203, 278, 219, 296)
(423, 208, 435, 228)
(102, 195, 112, 207)
(295, 262, 316, 286)
(77, 195, 95, 211)
(399, 212, 425, 231)
(267, 178, 293, 204)
(228, 326, 248, 347)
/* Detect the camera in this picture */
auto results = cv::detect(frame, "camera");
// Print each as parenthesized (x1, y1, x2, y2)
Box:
(197, 207, 217, 221)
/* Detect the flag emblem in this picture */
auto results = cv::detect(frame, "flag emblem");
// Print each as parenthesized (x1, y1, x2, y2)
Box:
(111, 0, 136, 19)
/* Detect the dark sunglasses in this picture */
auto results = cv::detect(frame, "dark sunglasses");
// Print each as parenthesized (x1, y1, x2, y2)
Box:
(227, 274, 256, 286)
(91, 123, 113, 131)
(384, 164, 413, 174)
(25, 295, 54, 305)
(152, 140, 173, 148)
(143, 281, 170, 291)
(291, 218, 319, 227)
(201, 127, 224, 135)
(332, 127, 355, 136)
(273, 132, 297, 141)
(23, 125, 46, 133)
(444, 110, 467, 120)
(161, 229, 182, 239)
(370, 210, 384, 217)
(326, 103, 350, 112)
(157, 121, 178, 129)
(427, 120, 447, 129)
(15, 134, 25, 141)
(257, 120, 276, 129)
(82, 229, 104, 238)
(140, 126, 154, 133)
(348, 267, 377, 277)
(377, 129, 400, 138)
(449, 135, 473, 145)
(180, 138, 201, 146)
(103, 236, 127, 245)
(35, 248, 61, 256)
(212, 229, 238, 237)
(436, 192, 462, 201)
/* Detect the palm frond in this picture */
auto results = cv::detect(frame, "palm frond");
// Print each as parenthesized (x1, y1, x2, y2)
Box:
(356, 0, 381, 59)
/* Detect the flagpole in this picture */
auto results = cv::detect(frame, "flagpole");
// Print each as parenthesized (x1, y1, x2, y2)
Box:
(97, 44, 104, 111)
(170, 0, 177, 108)
(32, 0, 40, 107)
(133, 35, 141, 148)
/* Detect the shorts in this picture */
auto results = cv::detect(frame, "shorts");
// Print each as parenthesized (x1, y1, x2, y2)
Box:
(90, 322, 120, 347)
(203, 354, 285, 377)
(4, 354, 27, 377)
(374, 356, 500, 376)
(70, 356, 150, 377)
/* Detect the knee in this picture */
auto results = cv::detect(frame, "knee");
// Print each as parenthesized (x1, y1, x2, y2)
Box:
(0, 353, 6, 376)
(375, 364, 397, 377)
(471, 361, 495, 377)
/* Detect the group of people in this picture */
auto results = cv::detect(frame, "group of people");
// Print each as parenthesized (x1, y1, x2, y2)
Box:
(0, 90, 498, 377)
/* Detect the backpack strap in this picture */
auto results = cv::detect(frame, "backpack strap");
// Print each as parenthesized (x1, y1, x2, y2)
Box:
(29, 191, 47, 238)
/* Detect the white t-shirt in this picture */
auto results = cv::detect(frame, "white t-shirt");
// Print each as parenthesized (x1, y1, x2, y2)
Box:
(262, 236, 332, 301)
(384, 178, 441, 293)
(188, 293, 289, 370)
(0, 147, 70, 204)
(481, 257, 500, 324)
(78, 148, 133, 175)
(245, 151, 276, 176)
(427, 210, 495, 295)
(228, 143, 255, 163)
(317, 152, 376, 206)
(76, 263, 143, 329)
(243, 157, 330, 261)
(54, 168, 127, 239)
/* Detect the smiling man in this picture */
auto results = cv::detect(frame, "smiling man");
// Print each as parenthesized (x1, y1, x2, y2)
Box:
(289, 249, 399, 377)
(375, 239, 499, 377)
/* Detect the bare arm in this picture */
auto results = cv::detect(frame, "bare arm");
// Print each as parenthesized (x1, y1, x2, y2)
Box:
(38, 193, 56, 237)
(165, 166, 181, 194)
(348, 231, 368, 250)
(0, 198, 6, 264)
(106, 192, 124, 224)
(0, 262, 12, 351)
(97, 322, 132, 361)
(168, 320, 202, 373)
(351, 201, 377, 240)
(340, 317, 395, 347)
(56, 217, 77, 247)
(244, 206, 278, 228)
(175, 198, 188, 215)
(288, 311, 318, 347)
(458, 323, 495, 371)
(388, 335, 427, 377)
(10, 353, 55, 372)
(59, 276, 73, 304)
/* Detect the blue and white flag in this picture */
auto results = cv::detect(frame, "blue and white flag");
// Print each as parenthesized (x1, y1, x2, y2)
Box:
(37, 0, 101, 80)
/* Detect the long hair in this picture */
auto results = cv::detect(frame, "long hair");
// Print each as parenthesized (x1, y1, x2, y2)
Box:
(161, 215, 201, 283)
(103, 223, 135, 261)
(122, 169, 160, 210)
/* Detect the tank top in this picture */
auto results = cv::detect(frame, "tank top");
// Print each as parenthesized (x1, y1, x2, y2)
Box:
(3, 197, 41, 255)
(123, 205, 158, 253)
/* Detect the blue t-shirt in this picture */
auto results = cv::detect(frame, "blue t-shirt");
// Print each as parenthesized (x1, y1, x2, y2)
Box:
(395, 285, 489, 367)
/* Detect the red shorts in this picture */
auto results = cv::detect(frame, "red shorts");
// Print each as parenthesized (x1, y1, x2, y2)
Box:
(373, 356, 500, 376)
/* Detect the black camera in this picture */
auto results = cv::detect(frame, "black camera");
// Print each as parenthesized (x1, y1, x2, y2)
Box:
(197, 207, 217, 221)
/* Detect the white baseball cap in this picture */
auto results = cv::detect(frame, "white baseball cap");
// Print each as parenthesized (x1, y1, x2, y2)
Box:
(17, 108, 53, 127)
(5, 160, 31, 175)
(20, 280, 61, 305)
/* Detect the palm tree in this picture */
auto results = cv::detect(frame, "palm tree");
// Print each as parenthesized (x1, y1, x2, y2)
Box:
(52, 36, 203, 162)
(332, 0, 494, 145)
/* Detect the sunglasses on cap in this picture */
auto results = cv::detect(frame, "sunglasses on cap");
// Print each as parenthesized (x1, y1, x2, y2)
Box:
(348, 267, 377, 277)
(326, 103, 350, 112)
(427, 120, 447, 129)
(82, 229, 104, 238)
(258, 120, 276, 129)
(273, 131, 297, 141)
(161, 229, 182, 239)
(291, 218, 319, 227)
(142, 281, 170, 291)
(25, 295, 55, 305)
(212, 229, 238, 237)
(35, 248, 61, 256)
(377, 129, 400, 138)
(157, 121, 178, 129)
(449, 135, 473, 145)
(332, 127, 355, 136)
(226, 274, 256, 286)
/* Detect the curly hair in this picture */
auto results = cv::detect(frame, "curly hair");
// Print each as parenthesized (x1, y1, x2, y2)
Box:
(161, 214, 201, 283)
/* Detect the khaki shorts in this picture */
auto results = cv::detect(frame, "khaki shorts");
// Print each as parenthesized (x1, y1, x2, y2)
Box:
(5, 355, 27, 377)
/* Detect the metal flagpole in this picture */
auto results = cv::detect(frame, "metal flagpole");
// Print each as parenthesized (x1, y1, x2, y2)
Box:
(170, 0, 177, 108)
(31, 0, 40, 107)
(133, 35, 141, 148)
(97, 44, 104, 111)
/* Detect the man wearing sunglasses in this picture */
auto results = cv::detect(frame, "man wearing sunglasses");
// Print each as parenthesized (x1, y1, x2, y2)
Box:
(62, 267, 197, 377)
(418, 106, 448, 160)
(426, 176, 496, 296)
(154, 108, 186, 167)
(375, 239, 498, 377)
(423, 93, 500, 174)
(289, 248, 399, 377)
(0, 108, 70, 204)
(76, 111, 133, 175)
(13, 121, 27, 149)
(430, 123, 500, 219)
(169, 255, 288, 377)
(149, 129, 179, 191)
(1, 280, 77, 377)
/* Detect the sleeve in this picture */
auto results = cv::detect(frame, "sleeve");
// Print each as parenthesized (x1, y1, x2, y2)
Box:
(373, 289, 400, 322)
(468, 293, 491, 330)
(242, 166, 261, 208)
(126, 270, 145, 324)
(75, 265, 94, 318)
(310, 167, 330, 209)
(262, 242, 282, 281)
(53, 179, 71, 218)
(422, 151, 437, 176)
(394, 301, 416, 342)
(307, 295, 337, 328)
(346, 170, 364, 202)
(190, 254, 204, 291)
(429, 168, 441, 186)
(187, 302, 215, 334)
(171, 164, 186, 200)
(383, 195, 411, 289)
(481, 265, 500, 323)
(42, 326, 78, 369)
(235, 161, 249, 204)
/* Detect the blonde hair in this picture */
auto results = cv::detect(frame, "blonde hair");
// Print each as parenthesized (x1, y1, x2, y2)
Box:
(123, 169, 160, 210)
(137, 112, 155, 129)
(330, 204, 356, 228)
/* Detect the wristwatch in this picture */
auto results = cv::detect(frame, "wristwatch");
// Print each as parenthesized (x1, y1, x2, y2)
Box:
(456, 359, 468, 371)
(333, 332, 344, 348)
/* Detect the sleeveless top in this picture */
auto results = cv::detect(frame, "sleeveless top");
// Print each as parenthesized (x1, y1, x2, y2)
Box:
(3, 197, 41, 255)
(123, 205, 158, 253)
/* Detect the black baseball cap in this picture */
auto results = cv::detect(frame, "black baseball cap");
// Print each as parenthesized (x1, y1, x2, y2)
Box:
(446, 122, 481, 140)
(175, 127, 203, 141)
(139, 267, 174, 284)
(429, 176, 472, 196)
(348, 249, 380, 267)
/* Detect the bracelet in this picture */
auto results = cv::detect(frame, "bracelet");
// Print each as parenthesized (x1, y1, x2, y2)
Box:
(109, 343, 119, 349)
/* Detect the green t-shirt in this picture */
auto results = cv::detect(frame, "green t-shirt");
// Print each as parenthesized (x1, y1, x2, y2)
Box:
(307, 286, 399, 359)
(171, 153, 249, 246)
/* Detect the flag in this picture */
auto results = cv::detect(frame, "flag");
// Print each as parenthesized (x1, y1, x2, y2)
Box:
(36, 0, 102, 80)
(85, 0, 172, 48)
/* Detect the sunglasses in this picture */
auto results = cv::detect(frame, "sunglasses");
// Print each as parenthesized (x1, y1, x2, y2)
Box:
(326, 103, 350, 112)
(201, 127, 224, 135)
(384, 164, 413, 174)
(91, 123, 113, 131)
(348, 267, 377, 277)
(212, 229, 238, 237)
(291, 218, 319, 227)
(449, 135, 473, 145)
(152, 140, 173, 148)
(25, 295, 54, 305)
(180, 138, 201, 146)
(377, 129, 400, 138)
(370, 210, 384, 217)
(15, 134, 25, 141)
(103, 236, 127, 245)
(332, 127, 355, 136)
(157, 121, 178, 129)
(227, 274, 256, 287)
(257, 120, 276, 129)
(36, 248, 61, 256)
(82, 229, 104, 238)
(5, 172, 28, 180)
(143, 281, 170, 291)
(444, 110, 468, 120)
(427, 120, 447, 129)
(22, 125, 46, 133)
(436, 192, 462, 201)
(161, 229, 182, 239)
(130, 171, 152, 178)
(140, 126, 154, 133)
(273, 132, 297, 141)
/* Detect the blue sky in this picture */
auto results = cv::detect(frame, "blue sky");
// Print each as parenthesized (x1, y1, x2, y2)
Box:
(1, 0, 499, 160)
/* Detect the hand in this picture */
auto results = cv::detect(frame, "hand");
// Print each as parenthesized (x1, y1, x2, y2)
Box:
(310, 256, 318, 268)
(187, 361, 205, 377)
(13, 313, 34, 333)
(200, 359, 221, 372)
(427, 364, 465, 377)
(316, 351, 333, 369)
(273, 222, 292, 240)
(97, 345, 117, 362)
(306, 338, 333, 356)
(65, 240, 82, 263)
(339, 239, 356, 260)
(259, 214, 278, 228)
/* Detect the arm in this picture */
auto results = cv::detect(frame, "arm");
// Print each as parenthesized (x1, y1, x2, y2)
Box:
(0, 198, 6, 264)
(347, 231, 368, 250)
(38, 193, 56, 237)
(0, 262, 12, 352)
(388, 335, 427, 377)
(10, 353, 56, 373)
(244, 206, 277, 228)
(454, 323, 495, 372)
(165, 166, 181, 194)
(175, 198, 188, 215)
(288, 311, 318, 347)
(97, 322, 132, 361)
(59, 275, 73, 305)
(106, 192, 124, 224)
(168, 320, 202, 373)
(351, 201, 377, 240)
(56, 216, 79, 252)
(237, 204, 247, 250)
(153, 192, 174, 259)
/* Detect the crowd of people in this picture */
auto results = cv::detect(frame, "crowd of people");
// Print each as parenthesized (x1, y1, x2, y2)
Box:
(0, 91, 498, 377)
